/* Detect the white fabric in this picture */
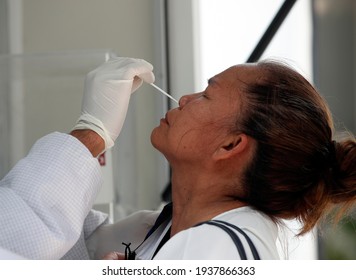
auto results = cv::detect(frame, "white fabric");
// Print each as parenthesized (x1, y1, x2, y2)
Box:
(0, 247, 25, 259)
(135, 207, 280, 260)
(73, 57, 155, 150)
(0, 132, 107, 259)
(86, 210, 160, 259)
(135, 219, 171, 260)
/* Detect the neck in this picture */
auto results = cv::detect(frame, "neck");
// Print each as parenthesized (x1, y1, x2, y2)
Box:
(169, 167, 247, 237)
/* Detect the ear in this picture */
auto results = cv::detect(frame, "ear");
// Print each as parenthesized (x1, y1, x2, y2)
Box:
(213, 134, 250, 160)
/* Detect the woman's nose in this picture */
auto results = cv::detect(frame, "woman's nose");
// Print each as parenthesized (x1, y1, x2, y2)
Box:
(179, 93, 199, 108)
(178, 95, 189, 108)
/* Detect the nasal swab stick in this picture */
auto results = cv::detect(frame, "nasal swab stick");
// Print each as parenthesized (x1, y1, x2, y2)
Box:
(149, 83, 179, 104)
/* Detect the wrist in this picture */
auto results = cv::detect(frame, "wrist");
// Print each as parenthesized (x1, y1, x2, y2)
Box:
(73, 114, 115, 150)
(70, 129, 105, 157)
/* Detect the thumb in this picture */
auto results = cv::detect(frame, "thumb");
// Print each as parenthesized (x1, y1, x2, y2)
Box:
(101, 251, 126, 260)
(131, 71, 155, 93)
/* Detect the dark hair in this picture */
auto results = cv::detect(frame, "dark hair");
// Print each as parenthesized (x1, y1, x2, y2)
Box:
(238, 60, 356, 235)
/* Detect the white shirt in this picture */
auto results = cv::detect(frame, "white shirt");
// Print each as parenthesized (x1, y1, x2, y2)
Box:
(135, 206, 280, 260)
(0, 132, 107, 259)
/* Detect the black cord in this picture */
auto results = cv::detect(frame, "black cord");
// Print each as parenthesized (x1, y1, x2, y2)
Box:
(247, 0, 298, 62)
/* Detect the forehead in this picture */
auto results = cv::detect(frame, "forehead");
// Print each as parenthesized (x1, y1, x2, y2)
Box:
(207, 65, 260, 117)
(214, 64, 260, 85)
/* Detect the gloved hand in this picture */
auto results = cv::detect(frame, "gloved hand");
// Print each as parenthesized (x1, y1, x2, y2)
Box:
(73, 57, 155, 152)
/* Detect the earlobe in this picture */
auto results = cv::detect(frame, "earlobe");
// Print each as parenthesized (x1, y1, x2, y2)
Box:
(213, 134, 249, 160)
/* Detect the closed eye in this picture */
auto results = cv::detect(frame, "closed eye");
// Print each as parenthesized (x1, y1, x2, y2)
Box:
(202, 93, 209, 99)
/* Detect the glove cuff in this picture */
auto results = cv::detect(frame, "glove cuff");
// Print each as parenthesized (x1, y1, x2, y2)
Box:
(73, 114, 114, 152)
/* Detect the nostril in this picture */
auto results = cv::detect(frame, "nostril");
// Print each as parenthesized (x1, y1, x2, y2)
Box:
(179, 96, 187, 108)
(178, 97, 183, 109)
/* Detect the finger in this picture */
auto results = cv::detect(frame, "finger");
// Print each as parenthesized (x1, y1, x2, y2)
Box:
(101, 251, 126, 260)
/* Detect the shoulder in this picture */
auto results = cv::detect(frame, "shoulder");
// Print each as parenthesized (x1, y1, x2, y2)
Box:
(215, 206, 278, 235)
(154, 221, 241, 259)
(154, 207, 280, 260)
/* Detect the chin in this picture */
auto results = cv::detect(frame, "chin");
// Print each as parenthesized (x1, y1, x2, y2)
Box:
(151, 128, 171, 160)
(150, 128, 162, 150)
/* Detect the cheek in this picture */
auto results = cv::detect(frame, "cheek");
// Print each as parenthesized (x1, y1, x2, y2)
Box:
(151, 106, 219, 157)
(150, 122, 187, 156)
(151, 123, 200, 158)
(170, 122, 220, 157)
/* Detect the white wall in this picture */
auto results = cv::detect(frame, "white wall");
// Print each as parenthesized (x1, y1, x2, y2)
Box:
(198, 0, 312, 87)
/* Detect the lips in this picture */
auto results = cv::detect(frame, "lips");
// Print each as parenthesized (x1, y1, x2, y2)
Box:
(160, 117, 168, 125)
(159, 113, 169, 125)
(161, 111, 174, 125)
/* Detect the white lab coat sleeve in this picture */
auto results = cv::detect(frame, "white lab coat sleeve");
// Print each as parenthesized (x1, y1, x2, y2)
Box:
(61, 209, 109, 259)
(0, 247, 26, 260)
(0, 132, 103, 259)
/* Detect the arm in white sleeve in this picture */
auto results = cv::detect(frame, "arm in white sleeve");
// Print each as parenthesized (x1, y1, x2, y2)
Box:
(0, 132, 103, 259)
(0, 247, 25, 260)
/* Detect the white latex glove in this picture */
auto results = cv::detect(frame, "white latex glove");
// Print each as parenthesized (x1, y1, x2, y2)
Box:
(73, 57, 155, 151)
(86, 210, 160, 259)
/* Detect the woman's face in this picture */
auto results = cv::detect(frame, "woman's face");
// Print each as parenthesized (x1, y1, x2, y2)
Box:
(151, 64, 258, 165)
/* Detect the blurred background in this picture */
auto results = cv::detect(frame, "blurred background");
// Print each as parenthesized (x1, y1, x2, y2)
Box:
(0, 0, 355, 259)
